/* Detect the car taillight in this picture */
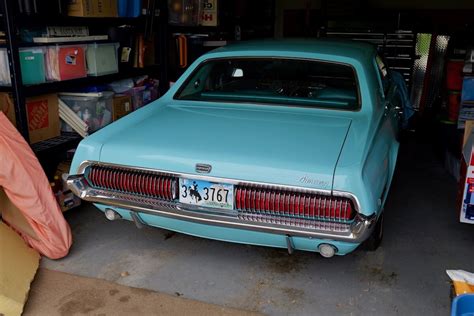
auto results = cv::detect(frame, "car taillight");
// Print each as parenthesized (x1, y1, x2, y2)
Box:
(87, 165, 177, 201)
(235, 186, 354, 221)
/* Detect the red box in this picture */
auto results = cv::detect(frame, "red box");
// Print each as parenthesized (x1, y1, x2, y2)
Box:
(45, 45, 87, 81)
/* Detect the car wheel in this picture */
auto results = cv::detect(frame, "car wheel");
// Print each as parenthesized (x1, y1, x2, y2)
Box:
(362, 213, 384, 251)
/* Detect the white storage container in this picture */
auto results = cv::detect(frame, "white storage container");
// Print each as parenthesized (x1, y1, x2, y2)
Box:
(45, 44, 87, 81)
(0, 48, 11, 86)
(59, 91, 114, 132)
(86, 43, 119, 76)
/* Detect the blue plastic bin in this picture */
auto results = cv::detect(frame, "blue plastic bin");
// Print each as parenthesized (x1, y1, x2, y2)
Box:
(118, 0, 141, 17)
(452, 294, 474, 316)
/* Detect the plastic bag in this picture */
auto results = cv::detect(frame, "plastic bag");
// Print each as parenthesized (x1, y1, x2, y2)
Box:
(447, 270, 474, 295)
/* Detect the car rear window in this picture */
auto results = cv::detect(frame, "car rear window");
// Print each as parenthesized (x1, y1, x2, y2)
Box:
(174, 58, 360, 110)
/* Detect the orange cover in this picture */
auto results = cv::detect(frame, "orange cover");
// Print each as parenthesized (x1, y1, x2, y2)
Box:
(0, 112, 72, 259)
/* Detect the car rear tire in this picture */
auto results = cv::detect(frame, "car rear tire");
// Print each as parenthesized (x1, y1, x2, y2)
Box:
(362, 213, 384, 251)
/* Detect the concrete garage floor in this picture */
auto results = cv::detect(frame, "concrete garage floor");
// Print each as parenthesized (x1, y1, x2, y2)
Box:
(43, 139, 474, 315)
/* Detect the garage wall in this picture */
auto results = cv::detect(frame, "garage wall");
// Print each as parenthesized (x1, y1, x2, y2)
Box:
(274, 0, 321, 38)
(274, 0, 474, 38)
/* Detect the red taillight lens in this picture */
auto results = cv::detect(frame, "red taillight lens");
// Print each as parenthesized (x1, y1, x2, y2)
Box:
(87, 166, 176, 201)
(235, 186, 355, 221)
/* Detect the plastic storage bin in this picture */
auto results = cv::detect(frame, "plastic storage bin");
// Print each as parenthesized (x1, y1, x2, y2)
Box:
(118, 0, 141, 17)
(59, 91, 114, 132)
(86, 43, 119, 76)
(45, 45, 87, 81)
(127, 86, 146, 110)
(0, 48, 11, 86)
(451, 294, 474, 316)
(19, 47, 46, 85)
(126, 84, 160, 110)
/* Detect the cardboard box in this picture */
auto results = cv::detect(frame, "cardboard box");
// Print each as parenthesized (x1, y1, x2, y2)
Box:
(459, 121, 474, 224)
(0, 92, 16, 127)
(0, 222, 40, 316)
(67, 0, 118, 17)
(26, 94, 60, 144)
(112, 95, 132, 121)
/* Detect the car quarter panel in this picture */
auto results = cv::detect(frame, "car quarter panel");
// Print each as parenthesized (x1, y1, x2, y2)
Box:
(333, 55, 399, 216)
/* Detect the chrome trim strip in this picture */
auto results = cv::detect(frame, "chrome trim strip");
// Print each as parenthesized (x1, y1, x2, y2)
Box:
(77, 160, 362, 211)
(67, 173, 376, 243)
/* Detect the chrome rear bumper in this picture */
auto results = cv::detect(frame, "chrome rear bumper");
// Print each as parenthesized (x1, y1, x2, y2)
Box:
(67, 174, 377, 243)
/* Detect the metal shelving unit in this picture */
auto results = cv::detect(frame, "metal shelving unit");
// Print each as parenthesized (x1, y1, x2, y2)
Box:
(0, 0, 168, 160)
(326, 30, 417, 89)
(23, 65, 161, 97)
(0, 0, 168, 180)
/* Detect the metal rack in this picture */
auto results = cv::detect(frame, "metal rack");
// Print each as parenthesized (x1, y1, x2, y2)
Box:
(326, 30, 417, 89)
(0, 0, 168, 159)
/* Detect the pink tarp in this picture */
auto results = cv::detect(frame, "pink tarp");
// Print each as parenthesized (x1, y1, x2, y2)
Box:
(0, 112, 72, 259)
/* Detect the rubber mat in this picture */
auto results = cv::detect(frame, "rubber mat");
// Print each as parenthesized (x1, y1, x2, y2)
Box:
(23, 269, 261, 316)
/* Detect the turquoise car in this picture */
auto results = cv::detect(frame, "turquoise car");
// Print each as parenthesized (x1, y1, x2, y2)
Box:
(68, 39, 406, 257)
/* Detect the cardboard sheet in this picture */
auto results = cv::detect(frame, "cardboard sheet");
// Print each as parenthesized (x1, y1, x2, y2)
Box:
(0, 188, 38, 240)
(0, 93, 16, 127)
(0, 222, 40, 316)
(23, 269, 259, 316)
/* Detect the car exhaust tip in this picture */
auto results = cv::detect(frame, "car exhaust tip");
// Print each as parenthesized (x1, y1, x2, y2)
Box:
(105, 208, 122, 221)
(318, 243, 337, 258)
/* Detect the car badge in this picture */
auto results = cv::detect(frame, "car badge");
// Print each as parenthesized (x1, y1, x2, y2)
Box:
(196, 163, 212, 174)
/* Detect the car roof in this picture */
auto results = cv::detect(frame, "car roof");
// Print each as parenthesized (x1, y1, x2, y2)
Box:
(209, 39, 377, 65)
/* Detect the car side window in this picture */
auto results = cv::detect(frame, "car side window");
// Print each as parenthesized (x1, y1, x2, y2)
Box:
(375, 55, 390, 95)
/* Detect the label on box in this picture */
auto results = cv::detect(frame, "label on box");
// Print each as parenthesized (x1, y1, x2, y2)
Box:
(26, 94, 60, 144)
(121, 47, 131, 63)
(201, 0, 218, 26)
(65, 54, 77, 65)
(27, 100, 49, 131)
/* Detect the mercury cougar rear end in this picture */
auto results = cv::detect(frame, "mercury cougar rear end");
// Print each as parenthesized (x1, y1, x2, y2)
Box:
(68, 39, 400, 257)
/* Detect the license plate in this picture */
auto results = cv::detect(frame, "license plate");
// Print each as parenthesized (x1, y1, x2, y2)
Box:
(179, 178, 234, 210)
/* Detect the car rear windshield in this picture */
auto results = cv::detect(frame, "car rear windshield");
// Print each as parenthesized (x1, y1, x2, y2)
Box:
(174, 58, 360, 110)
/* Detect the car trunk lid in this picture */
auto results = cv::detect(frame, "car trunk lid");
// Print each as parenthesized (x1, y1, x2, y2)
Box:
(98, 103, 351, 191)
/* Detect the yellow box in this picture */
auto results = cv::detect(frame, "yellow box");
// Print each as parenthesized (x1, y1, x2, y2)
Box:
(112, 95, 132, 121)
(68, 0, 118, 17)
